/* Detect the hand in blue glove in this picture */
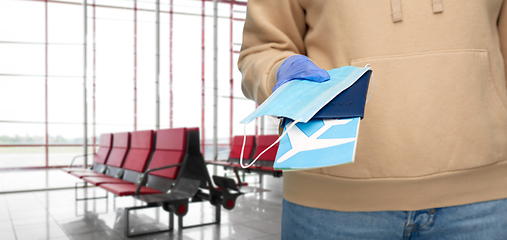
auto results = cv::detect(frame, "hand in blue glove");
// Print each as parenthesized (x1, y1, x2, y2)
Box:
(273, 55, 330, 92)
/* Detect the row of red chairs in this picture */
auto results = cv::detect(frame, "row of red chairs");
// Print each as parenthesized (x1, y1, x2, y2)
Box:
(208, 135, 283, 183)
(63, 128, 187, 196)
(63, 128, 242, 237)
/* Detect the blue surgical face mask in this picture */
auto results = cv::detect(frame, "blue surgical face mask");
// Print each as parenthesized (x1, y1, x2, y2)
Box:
(241, 66, 371, 124)
(239, 65, 373, 169)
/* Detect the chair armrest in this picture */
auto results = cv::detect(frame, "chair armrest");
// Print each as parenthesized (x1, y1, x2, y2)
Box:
(69, 153, 96, 168)
(135, 163, 182, 196)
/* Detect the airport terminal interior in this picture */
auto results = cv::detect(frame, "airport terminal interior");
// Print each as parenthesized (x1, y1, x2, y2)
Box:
(0, 0, 285, 239)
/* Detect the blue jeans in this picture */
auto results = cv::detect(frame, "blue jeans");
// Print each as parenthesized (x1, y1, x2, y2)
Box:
(282, 198, 507, 240)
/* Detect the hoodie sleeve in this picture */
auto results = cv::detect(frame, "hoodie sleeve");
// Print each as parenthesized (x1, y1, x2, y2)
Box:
(499, 0, 507, 89)
(238, 0, 307, 104)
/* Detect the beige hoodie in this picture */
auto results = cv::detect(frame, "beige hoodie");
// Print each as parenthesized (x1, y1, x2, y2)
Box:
(239, 0, 507, 211)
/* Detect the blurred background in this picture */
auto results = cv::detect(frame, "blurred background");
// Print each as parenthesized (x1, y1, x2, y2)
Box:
(0, 0, 280, 170)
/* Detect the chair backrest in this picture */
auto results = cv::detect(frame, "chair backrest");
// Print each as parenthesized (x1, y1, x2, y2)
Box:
(105, 132, 131, 168)
(253, 135, 279, 161)
(229, 135, 255, 161)
(122, 130, 154, 172)
(148, 128, 188, 180)
(93, 133, 113, 164)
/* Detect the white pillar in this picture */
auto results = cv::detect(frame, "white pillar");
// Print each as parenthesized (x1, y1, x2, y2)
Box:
(155, 0, 160, 130)
(83, 0, 88, 167)
(212, 0, 219, 161)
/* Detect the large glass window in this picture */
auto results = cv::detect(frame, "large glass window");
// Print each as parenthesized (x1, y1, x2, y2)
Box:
(0, 0, 252, 169)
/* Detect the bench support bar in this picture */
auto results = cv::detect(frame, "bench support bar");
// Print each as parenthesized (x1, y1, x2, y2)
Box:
(124, 205, 174, 238)
(75, 182, 109, 201)
(178, 203, 221, 229)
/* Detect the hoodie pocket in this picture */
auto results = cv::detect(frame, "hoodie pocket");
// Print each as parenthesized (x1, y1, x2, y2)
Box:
(325, 49, 507, 179)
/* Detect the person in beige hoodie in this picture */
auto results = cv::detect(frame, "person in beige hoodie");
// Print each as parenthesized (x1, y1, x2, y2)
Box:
(239, 0, 507, 239)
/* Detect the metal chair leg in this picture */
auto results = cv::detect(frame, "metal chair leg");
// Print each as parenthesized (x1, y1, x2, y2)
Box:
(169, 212, 174, 231)
(75, 182, 107, 201)
(215, 204, 221, 223)
(178, 203, 222, 229)
(124, 207, 130, 237)
(178, 214, 183, 229)
(124, 205, 174, 237)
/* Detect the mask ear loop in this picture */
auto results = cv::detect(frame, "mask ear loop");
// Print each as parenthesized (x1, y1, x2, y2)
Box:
(240, 119, 300, 169)
(364, 64, 374, 104)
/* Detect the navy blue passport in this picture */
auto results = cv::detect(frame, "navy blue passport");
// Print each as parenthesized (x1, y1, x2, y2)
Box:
(313, 70, 372, 119)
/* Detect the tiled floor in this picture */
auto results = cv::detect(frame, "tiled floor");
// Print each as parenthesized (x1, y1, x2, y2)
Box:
(0, 169, 283, 240)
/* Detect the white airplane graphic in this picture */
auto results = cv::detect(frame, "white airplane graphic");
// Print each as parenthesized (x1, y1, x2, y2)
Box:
(276, 119, 357, 163)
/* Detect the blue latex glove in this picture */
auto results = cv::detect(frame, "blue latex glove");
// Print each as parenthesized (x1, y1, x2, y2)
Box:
(273, 55, 330, 92)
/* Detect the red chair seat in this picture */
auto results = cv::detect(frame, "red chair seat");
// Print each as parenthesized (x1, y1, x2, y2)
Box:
(260, 166, 282, 172)
(100, 183, 162, 196)
(70, 171, 108, 179)
(81, 176, 129, 186)
(217, 162, 235, 168)
(231, 163, 261, 169)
